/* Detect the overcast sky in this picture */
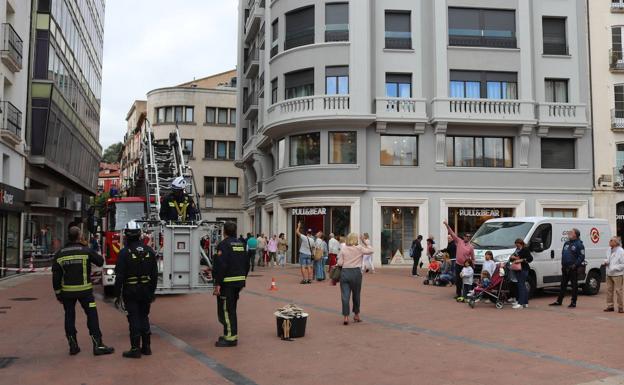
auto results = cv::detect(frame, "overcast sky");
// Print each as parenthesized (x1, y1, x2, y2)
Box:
(99, 0, 238, 150)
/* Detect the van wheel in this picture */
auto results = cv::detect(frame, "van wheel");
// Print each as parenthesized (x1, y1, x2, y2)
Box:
(103, 286, 115, 297)
(583, 270, 601, 296)
(526, 273, 537, 299)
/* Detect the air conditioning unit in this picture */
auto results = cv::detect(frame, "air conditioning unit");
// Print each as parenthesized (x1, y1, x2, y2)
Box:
(598, 174, 613, 188)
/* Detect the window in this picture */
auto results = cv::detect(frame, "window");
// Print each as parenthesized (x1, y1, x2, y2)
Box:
(530, 223, 553, 250)
(228, 178, 239, 195)
(229, 109, 236, 126)
(380, 135, 418, 166)
(185, 107, 194, 122)
(543, 209, 577, 218)
(285, 68, 314, 99)
(218, 108, 228, 124)
(545, 79, 568, 103)
(290, 133, 320, 166)
(271, 78, 278, 104)
(228, 141, 236, 160)
(156, 106, 193, 123)
(157, 108, 165, 123)
(285, 6, 314, 50)
(615, 84, 624, 119)
(326, 3, 349, 42)
(448, 8, 516, 48)
(450, 71, 518, 99)
(329, 132, 356, 164)
(205, 140, 215, 159)
(446, 136, 513, 168)
(204, 177, 214, 196)
(385, 73, 411, 98)
(175, 106, 183, 122)
(217, 141, 227, 160)
(277, 138, 286, 169)
(612, 26, 623, 68)
(206, 107, 216, 124)
(216, 177, 227, 196)
(542, 17, 567, 55)
(385, 11, 411, 49)
(271, 19, 279, 58)
(326, 66, 349, 95)
(541, 138, 575, 169)
(182, 139, 194, 157)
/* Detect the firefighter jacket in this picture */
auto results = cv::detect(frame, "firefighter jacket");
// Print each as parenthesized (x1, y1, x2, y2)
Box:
(52, 242, 104, 299)
(114, 240, 158, 300)
(159, 193, 198, 222)
(213, 237, 249, 288)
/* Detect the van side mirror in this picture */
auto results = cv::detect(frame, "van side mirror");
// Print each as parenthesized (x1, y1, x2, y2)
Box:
(530, 239, 544, 253)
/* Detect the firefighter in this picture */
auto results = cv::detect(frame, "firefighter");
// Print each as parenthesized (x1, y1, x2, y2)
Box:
(114, 220, 158, 358)
(159, 176, 198, 222)
(213, 221, 249, 347)
(52, 226, 114, 356)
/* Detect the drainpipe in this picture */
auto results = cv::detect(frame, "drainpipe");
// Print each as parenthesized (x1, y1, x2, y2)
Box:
(586, 0, 596, 194)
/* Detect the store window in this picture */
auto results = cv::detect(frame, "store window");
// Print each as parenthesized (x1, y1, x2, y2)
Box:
(446, 136, 513, 168)
(381, 207, 419, 265)
(291, 206, 350, 263)
(543, 208, 577, 218)
(448, 207, 514, 237)
(329, 132, 356, 164)
(380, 135, 418, 166)
(290, 133, 320, 166)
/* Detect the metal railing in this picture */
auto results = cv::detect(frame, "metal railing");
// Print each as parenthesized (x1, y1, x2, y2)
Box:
(449, 33, 516, 49)
(1, 23, 23, 68)
(244, 47, 259, 73)
(543, 43, 568, 55)
(243, 92, 258, 113)
(1, 100, 21, 137)
(614, 167, 624, 189)
(612, 1, 624, 11)
(610, 50, 624, 70)
(612, 108, 624, 129)
(325, 25, 349, 42)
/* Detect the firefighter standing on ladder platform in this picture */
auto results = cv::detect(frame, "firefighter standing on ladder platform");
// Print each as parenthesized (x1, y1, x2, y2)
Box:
(160, 176, 198, 222)
(213, 221, 249, 347)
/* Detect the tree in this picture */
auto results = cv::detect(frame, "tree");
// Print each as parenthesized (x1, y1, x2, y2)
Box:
(102, 142, 123, 163)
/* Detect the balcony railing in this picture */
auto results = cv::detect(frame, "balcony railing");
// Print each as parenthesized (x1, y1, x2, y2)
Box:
(385, 32, 411, 49)
(431, 98, 534, 123)
(614, 167, 624, 190)
(244, 47, 259, 74)
(543, 43, 569, 55)
(375, 98, 427, 121)
(325, 25, 349, 42)
(0, 100, 22, 139)
(610, 50, 624, 71)
(536, 103, 586, 126)
(270, 42, 278, 58)
(449, 32, 517, 49)
(450, 99, 522, 115)
(1, 23, 23, 71)
(244, 0, 263, 43)
(266, 95, 350, 129)
(612, 1, 624, 12)
(612, 109, 624, 130)
(284, 28, 314, 51)
(243, 93, 259, 120)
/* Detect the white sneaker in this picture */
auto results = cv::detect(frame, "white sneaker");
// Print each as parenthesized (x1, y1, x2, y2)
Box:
(507, 298, 516, 304)
(512, 304, 523, 309)
(523, 304, 528, 308)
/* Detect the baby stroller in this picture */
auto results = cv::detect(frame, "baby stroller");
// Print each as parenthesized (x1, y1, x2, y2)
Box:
(423, 251, 446, 285)
(467, 263, 510, 309)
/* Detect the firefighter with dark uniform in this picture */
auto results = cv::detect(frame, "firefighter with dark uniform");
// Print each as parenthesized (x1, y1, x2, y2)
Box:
(213, 221, 250, 347)
(114, 220, 158, 358)
(159, 176, 198, 222)
(52, 226, 115, 356)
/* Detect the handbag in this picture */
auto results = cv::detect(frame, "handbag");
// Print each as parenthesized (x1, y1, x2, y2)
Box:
(510, 261, 522, 271)
(312, 239, 323, 261)
(330, 265, 342, 281)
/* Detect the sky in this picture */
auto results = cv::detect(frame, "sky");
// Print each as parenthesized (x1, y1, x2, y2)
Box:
(99, 0, 238, 150)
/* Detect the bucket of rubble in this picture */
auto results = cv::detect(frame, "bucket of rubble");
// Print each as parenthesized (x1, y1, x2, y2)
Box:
(275, 304, 308, 340)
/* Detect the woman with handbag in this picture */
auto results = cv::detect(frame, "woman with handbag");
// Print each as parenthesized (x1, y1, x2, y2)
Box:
(313, 232, 328, 281)
(336, 233, 374, 325)
(510, 239, 533, 309)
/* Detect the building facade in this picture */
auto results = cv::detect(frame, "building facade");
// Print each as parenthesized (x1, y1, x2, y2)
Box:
(120, 100, 146, 196)
(24, 0, 104, 249)
(0, 0, 29, 275)
(237, 0, 593, 265)
(144, 71, 245, 225)
(591, 0, 624, 239)
(98, 162, 120, 195)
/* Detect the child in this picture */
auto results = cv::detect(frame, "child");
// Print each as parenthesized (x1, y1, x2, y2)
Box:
(459, 259, 474, 301)
(361, 233, 375, 273)
(480, 270, 491, 289)
(482, 251, 496, 280)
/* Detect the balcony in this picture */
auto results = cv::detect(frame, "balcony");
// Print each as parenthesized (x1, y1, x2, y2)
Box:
(431, 98, 534, 124)
(265, 95, 350, 129)
(610, 50, 624, 72)
(244, 0, 263, 44)
(0, 101, 22, 145)
(375, 98, 427, 122)
(536, 103, 587, 127)
(448, 33, 517, 49)
(612, 1, 624, 12)
(244, 48, 259, 79)
(243, 92, 258, 120)
(258, 72, 265, 98)
(1, 23, 22, 72)
(612, 109, 624, 131)
(614, 167, 624, 190)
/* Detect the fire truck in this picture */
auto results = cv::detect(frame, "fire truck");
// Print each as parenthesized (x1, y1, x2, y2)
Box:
(100, 121, 223, 295)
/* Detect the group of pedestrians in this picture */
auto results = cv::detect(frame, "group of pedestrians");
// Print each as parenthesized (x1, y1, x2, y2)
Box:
(243, 233, 288, 272)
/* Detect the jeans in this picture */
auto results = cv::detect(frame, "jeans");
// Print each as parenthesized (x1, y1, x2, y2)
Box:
(124, 298, 151, 337)
(62, 295, 102, 338)
(516, 269, 529, 306)
(557, 266, 579, 304)
(277, 251, 286, 266)
(340, 268, 362, 316)
(247, 250, 256, 272)
(314, 259, 325, 280)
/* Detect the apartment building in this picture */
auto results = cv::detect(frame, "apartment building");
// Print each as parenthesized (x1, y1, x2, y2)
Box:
(237, 0, 593, 265)
(24, 0, 105, 247)
(0, 0, 29, 275)
(144, 70, 245, 225)
(591, 0, 624, 239)
(120, 100, 146, 197)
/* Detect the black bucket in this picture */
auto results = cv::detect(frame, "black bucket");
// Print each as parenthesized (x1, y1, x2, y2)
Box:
(275, 313, 308, 339)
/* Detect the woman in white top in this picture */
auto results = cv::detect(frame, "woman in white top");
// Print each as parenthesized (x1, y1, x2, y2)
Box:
(604, 237, 624, 313)
(361, 233, 374, 273)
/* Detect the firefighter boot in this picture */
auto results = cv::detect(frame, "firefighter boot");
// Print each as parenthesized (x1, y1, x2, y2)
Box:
(67, 335, 80, 355)
(122, 336, 142, 359)
(91, 335, 115, 356)
(140, 333, 152, 355)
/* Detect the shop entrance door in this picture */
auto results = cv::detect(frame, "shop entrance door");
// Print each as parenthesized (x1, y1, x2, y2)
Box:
(292, 214, 324, 263)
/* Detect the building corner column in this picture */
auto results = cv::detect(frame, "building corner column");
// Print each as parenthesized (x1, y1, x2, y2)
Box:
(518, 125, 534, 168)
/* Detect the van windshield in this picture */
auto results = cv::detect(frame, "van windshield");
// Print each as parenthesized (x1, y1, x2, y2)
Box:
(471, 221, 534, 250)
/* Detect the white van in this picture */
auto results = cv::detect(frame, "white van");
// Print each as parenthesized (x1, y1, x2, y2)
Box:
(471, 217, 610, 297)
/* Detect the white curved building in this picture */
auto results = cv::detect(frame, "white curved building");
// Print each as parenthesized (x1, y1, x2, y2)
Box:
(237, 0, 593, 265)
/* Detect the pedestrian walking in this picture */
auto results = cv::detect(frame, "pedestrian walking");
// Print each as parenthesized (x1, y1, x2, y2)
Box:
(550, 228, 585, 308)
(52, 226, 114, 356)
(361, 233, 375, 273)
(246, 233, 257, 273)
(267, 235, 278, 267)
(277, 233, 288, 267)
(603, 237, 624, 313)
(510, 239, 533, 309)
(337, 233, 374, 325)
(257, 234, 267, 267)
(328, 233, 341, 273)
(213, 222, 249, 347)
(314, 232, 328, 281)
(296, 223, 315, 284)
(410, 235, 423, 276)
(443, 220, 475, 300)
(114, 221, 158, 358)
